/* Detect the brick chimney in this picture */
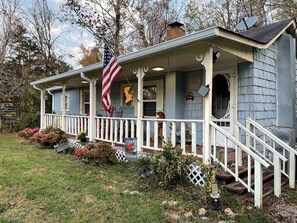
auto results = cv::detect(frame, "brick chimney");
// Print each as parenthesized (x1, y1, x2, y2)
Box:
(167, 21, 185, 40)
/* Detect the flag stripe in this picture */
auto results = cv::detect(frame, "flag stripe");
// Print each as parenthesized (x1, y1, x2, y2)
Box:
(102, 43, 122, 116)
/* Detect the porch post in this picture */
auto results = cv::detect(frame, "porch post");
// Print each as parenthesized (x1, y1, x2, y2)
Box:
(89, 78, 97, 141)
(61, 84, 66, 131)
(33, 85, 46, 130)
(135, 66, 147, 153)
(40, 89, 46, 129)
(200, 47, 213, 164)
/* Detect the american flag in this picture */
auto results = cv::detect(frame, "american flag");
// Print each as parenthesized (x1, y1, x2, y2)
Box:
(102, 43, 122, 116)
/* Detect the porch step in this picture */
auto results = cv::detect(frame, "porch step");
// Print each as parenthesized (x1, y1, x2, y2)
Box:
(225, 167, 274, 195)
(241, 178, 288, 203)
(216, 165, 254, 184)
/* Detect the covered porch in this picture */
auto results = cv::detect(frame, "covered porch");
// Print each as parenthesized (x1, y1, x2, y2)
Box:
(31, 26, 297, 208)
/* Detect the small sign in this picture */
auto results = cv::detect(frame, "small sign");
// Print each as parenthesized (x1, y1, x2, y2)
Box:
(124, 137, 137, 156)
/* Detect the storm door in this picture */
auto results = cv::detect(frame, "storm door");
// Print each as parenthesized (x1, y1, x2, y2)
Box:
(211, 71, 235, 146)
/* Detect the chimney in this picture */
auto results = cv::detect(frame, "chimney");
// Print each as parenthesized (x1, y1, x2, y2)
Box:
(167, 21, 185, 40)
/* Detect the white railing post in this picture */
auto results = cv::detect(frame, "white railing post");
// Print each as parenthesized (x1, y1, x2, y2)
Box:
(181, 122, 186, 154)
(146, 120, 150, 147)
(254, 161, 263, 208)
(235, 123, 242, 166)
(273, 153, 281, 197)
(171, 122, 176, 146)
(289, 151, 296, 188)
(61, 84, 66, 131)
(154, 121, 158, 149)
(191, 122, 197, 155)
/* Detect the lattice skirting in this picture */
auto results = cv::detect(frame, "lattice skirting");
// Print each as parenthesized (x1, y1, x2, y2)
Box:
(185, 164, 206, 187)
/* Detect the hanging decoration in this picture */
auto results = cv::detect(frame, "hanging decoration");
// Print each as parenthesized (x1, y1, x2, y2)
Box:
(186, 92, 194, 101)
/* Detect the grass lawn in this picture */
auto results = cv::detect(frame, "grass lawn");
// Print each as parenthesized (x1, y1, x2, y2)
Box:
(0, 135, 278, 223)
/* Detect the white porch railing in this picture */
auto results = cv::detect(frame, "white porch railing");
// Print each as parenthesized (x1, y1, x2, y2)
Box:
(44, 114, 62, 129)
(244, 118, 297, 189)
(94, 116, 137, 144)
(141, 118, 204, 158)
(210, 121, 270, 208)
(65, 115, 89, 136)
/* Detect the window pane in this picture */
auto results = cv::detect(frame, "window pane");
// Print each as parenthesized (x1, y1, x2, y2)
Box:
(122, 86, 134, 106)
(84, 91, 90, 103)
(143, 102, 156, 116)
(143, 86, 156, 100)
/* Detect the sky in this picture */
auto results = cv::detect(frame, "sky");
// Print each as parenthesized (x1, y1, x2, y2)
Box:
(21, 0, 95, 68)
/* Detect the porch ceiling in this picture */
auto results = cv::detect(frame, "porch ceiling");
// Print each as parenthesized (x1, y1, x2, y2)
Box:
(46, 43, 249, 89)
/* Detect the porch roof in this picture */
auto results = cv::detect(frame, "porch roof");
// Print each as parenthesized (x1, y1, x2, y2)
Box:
(31, 19, 297, 87)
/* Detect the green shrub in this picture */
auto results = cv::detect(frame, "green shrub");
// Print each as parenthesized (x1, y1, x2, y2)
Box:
(17, 111, 40, 130)
(138, 140, 195, 189)
(75, 142, 118, 166)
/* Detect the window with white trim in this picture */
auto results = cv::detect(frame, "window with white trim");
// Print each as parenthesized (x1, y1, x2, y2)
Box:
(133, 79, 163, 117)
(60, 93, 70, 112)
(143, 85, 157, 116)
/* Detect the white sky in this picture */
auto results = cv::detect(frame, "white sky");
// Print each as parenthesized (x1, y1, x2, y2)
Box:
(21, 0, 95, 68)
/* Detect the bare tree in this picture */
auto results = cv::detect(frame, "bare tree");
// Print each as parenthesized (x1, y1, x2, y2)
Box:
(0, 0, 21, 65)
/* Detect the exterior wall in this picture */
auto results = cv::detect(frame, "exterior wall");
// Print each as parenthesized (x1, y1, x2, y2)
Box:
(238, 33, 297, 145)
(53, 89, 80, 115)
(182, 69, 204, 144)
(238, 43, 278, 128)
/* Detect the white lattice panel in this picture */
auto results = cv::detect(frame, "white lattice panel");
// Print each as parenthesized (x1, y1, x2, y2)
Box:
(67, 138, 80, 147)
(185, 164, 205, 187)
(115, 149, 128, 162)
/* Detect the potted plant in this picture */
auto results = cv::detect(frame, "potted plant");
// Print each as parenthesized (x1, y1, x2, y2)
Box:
(77, 130, 87, 142)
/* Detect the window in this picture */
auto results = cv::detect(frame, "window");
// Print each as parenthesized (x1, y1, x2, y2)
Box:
(83, 90, 90, 115)
(60, 93, 70, 112)
(143, 85, 157, 116)
(121, 85, 134, 107)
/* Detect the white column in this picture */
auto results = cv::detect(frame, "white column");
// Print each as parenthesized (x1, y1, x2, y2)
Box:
(40, 89, 46, 129)
(89, 79, 96, 141)
(134, 66, 147, 153)
(61, 84, 66, 131)
(199, 47, 213, 164)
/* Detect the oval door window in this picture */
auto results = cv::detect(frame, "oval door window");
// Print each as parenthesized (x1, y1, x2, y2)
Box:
(212, 74, 230, 119)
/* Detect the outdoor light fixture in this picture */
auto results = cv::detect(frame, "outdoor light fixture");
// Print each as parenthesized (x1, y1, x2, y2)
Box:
(81, 80, 89, 84)
(152, 67, 165, 71)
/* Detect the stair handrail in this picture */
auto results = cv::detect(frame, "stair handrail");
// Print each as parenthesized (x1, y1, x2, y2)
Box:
(210, 121, 270, 167)
(237, 121, 287, 197)
(246, 118, 296, 189)
(210, 121, 269, 208)
(237, 122, 287, 163)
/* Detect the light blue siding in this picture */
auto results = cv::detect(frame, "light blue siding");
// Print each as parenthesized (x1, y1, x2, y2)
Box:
(53, 89, 80, 115)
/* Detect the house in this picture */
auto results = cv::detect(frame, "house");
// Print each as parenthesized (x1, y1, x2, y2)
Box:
(31, 19, 297, 208)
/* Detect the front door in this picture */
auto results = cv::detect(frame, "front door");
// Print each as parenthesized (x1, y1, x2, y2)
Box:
(211, 70, 235, 146)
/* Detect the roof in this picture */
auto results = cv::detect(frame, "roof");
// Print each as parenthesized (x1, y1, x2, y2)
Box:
(238, 19, 293, 44)
(30, 19, 297, 87)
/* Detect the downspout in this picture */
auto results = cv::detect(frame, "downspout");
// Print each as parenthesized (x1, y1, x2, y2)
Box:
(33, 84, 45, 130)
(47, 90, 54, 113)
(81, 72, 96, 142)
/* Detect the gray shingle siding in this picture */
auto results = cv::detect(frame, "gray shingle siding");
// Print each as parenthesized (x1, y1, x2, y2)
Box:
(238, 43, 277, 128)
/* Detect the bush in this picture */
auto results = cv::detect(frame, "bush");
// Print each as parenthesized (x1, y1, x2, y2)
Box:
(17, 127, 40, 139)
(75, 142, 118, 166)
(17, 111, 40, 130)
(138, 140, 195, 189)
(31, 126, 66, 148)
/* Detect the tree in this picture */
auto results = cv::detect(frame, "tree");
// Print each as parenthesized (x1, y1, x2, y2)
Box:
(184, 0, 268, 32)
(25, 0, 70, 76)
(79, 44, 102, 66)
(0, 0, 21, 65)
(267, 0, 297, 20)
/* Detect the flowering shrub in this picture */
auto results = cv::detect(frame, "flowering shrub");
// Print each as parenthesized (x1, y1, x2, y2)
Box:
(17, 127, 40, 139)
(31, 126, 66, 148)
(75, 142, 118, 166)
(74, 147, 90, 158)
